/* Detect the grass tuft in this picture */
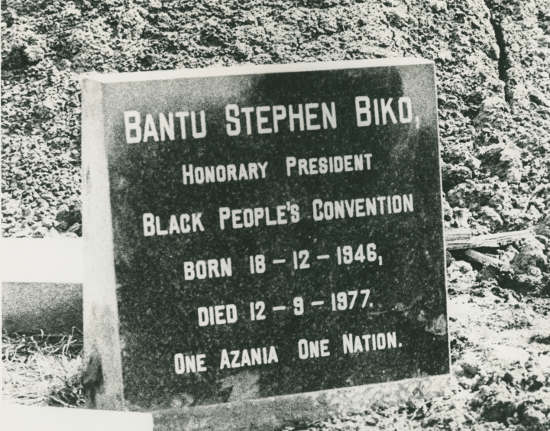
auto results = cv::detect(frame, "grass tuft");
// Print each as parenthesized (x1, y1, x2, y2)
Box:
(2, 328, 86, 407)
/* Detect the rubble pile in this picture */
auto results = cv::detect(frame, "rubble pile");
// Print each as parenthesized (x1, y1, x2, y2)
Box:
(2, 0, 549, 246)
(1, 0, 549, 428)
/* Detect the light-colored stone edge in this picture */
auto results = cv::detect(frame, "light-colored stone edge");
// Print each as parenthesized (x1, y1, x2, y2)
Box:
(86, 58, 433, 84)
(81, 77, 125, 410)
(153, 373, 451, 430)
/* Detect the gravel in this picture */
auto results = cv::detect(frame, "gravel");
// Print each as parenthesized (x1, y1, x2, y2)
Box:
(1, 0, 549, 428)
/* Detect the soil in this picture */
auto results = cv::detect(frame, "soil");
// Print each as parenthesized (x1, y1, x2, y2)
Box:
(287, 274, 550, 430)
(1, 0, 549, 429)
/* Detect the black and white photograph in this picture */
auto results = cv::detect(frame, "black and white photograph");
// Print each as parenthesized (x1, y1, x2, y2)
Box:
(1, 1, 549, 430)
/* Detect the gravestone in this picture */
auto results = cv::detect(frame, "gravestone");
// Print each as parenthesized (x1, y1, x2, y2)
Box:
(82, 58, 449, 429)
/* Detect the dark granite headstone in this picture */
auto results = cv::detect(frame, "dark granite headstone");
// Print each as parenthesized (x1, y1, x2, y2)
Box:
(82, 59, 449, 427)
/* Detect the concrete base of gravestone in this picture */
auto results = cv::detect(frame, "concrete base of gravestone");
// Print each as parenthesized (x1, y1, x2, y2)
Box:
(2, 282, 82, 333)
(153, 374, 450, 431)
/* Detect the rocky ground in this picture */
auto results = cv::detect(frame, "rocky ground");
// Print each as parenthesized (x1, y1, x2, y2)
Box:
(2, 0, 549, 245)
(288, 269, 550, 430)
(3, 272, 550, 430)
(2, 0, 549, 429)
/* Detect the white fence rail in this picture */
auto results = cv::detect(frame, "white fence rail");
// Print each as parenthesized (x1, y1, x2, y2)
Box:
(0, 238, 83, 284)
(3, 404, 153, 431)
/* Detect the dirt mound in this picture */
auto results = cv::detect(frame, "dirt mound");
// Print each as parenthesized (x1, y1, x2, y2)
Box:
(2, 0, 549, 428)
(2, 0, 549, 240)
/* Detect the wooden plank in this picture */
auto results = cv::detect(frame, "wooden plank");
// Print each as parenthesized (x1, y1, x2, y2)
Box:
(470, 229, 533, 248)
(445, 228, 532, 250)
(0, 238, 83, 283)
(464, 249, 503, 268)
(445, 228, 473, 250)
(2, 404, 152, 431)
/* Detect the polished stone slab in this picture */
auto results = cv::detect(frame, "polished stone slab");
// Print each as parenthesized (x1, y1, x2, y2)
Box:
(81, 59, 449, 420)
